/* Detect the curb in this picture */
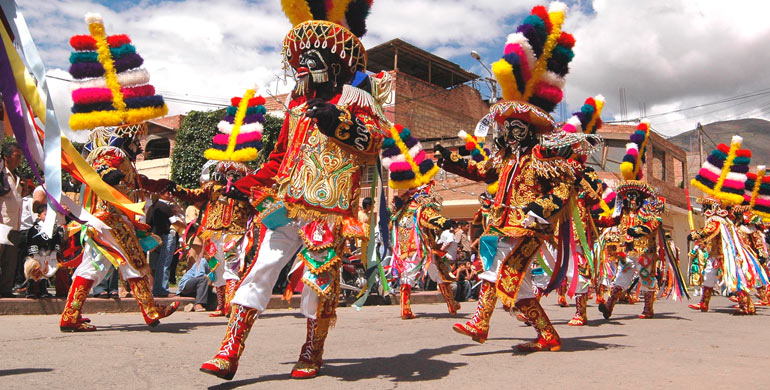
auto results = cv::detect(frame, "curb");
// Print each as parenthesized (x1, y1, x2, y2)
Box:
(0, 291, 447, 315)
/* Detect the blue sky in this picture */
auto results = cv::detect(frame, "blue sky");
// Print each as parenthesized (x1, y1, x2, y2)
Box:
(20, 0, 770, 137)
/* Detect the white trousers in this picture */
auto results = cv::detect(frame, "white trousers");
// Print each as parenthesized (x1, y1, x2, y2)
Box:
(73, 235, 142, 285)
(210, 240, 241, 287)
(702, 256, 720, 289)
(230, 220, 320, 319)
(477, 237, 538, 302)
(401, 260, 441, 287)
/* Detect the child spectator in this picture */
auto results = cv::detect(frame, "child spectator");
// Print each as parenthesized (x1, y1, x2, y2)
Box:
(22, 204, 64, 298)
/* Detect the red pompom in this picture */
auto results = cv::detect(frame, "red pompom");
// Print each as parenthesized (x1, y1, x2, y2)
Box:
(557, 32, 575, 48)
(585, 97, 595, 107)
(106, 34, 131, 48)
(717, 144, 730, 154)
(231, 97, 240, 106)
(465, 142, 475, 151)
(637, 122, 650, 131)
(70, 35, 97, 50)
(248, 96, 266, 106)
(736, 149, 752, 158)
(531, 6, 552, 33)
(748, 172, 758, 180)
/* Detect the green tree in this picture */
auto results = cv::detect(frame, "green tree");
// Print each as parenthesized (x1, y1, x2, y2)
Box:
(170, 109, 225, 189)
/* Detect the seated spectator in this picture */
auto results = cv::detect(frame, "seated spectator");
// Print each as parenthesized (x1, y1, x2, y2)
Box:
(22, 205, 63, 299)
(178, 238, 209, 312)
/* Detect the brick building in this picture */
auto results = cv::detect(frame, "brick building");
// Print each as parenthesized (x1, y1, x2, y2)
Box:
(135, 114, 184, 180)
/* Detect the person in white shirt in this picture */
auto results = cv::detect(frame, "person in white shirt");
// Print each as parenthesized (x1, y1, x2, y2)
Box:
(437, 225, 459, 263)
(0, 142, 23, 297)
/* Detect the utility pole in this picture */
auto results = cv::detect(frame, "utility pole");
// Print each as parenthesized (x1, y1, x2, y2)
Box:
(697, 122, 704, 168)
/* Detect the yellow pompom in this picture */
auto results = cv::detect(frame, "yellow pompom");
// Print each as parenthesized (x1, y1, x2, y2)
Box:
(486, 181, 499, 195)
(204, 149, 228, 161)
(230, 148, 259, 162)
(491, 59, 520, 101)
(281, 0, 314, 26)
(620, 161, 635, 181)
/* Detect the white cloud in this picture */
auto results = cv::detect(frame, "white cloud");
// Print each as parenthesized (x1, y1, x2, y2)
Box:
(565, 0, 770, 135)
(22, 0, 770, 138)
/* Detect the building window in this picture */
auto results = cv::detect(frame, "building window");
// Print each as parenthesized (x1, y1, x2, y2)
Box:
(674, 157, 685, 188)
(602, 139, 627, 173)
(362, 165, 377, 184)
(652, 149, 665, 180)
(145, 137, 170, 160)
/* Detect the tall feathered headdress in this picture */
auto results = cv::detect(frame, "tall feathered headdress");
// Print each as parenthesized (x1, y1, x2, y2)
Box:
(492, 2, 574, 114)
(620, 119, 650, 182)
(745, 165, 770, 220)
(281, 0, 373, 74)
(692, 135, 751, 207)
(562, 95, 605, 135)
(458, 130, 497, 194)
(204, 86, 265, 163)
(382, 125, 438, 190)
(68, 13, 167, 132)
(615, 119, 655, 197)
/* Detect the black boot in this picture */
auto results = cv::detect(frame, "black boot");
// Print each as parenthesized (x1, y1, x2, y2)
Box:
(25, 279, 37, 299)
(37, 279, 53, 298)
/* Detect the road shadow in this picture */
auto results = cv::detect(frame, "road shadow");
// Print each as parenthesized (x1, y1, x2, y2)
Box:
(258, 312, 305, 319)
(99, 321, 224, 333)
(604, 312, 691, 322)
(207, 344, 471, 388)
(465, 333, 627, 356)
(0, 368, 54, 376)
(413, 312, 471, 320)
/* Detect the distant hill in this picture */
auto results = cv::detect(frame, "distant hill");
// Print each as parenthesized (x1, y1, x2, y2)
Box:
(668, 118, 770, 167)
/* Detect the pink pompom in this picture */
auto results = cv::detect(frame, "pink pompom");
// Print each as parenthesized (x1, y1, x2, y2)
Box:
(562, 123, 577, 133)
(72, 87, 113, 104)
(389, 161, 412, 173)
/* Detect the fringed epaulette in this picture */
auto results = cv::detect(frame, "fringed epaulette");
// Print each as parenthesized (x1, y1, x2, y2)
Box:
(338, 84, 390, 131)
(529, 152, 578, 182)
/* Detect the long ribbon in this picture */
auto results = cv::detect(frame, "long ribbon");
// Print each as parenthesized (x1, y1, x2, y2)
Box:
(61, 136, 145, 218)
(0, 31, 69, 221)
(0, 6, 65, 234)
(353, 162, 385, 310)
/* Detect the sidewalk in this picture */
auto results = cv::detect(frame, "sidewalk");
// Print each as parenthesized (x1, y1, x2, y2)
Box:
(0, 290, 447, 315)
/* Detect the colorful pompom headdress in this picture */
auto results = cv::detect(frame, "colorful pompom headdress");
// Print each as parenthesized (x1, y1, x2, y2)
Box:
(542, 94, 605, 160)
(691, 135, 751, 207)
(616, 119, 654, 198)
(745, 165, 770, 220)
(483, 2, 574, 133)
(382, 124, 439, 190)
(68, 13, 167, 133)
(281, 0, 373, 76)
(204, 86, 266, 164)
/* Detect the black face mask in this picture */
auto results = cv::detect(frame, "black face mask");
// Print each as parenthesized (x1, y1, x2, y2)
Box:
(295, 48, 346, 97)
(501, 118, 537, 151)
(624, 190, 641, 210)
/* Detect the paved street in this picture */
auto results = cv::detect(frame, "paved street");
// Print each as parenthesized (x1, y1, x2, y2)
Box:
(1, 294, 768, 389)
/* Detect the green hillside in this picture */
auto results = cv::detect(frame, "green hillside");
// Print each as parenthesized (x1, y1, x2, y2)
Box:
(668, 118, 770, 167)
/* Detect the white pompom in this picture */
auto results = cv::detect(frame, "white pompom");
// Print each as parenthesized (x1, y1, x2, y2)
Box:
(85, 13, 103, 25)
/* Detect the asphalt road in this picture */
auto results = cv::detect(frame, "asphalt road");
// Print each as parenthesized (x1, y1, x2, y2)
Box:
(1, 294, 768, 389)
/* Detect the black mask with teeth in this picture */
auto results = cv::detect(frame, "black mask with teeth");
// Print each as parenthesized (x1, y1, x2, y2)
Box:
(294, 47, 348, 100)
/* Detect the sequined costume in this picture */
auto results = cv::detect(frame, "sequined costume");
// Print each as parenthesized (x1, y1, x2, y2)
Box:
(59, 14, 179, 332)
(200, 1, 386, 380)
(389, 182, 459, 318)
(172, 89, 266, 317)
(687, 136, 763, 314)
(436, 2, 587, 353)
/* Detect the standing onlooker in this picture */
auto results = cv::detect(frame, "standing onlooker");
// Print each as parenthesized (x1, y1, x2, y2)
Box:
(0, 142, 23, 297)
(148, 193, 178, 297)
(454, 222, 471, 263)
(437, 221, 458, 263)
(358, 197, 373, 224)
